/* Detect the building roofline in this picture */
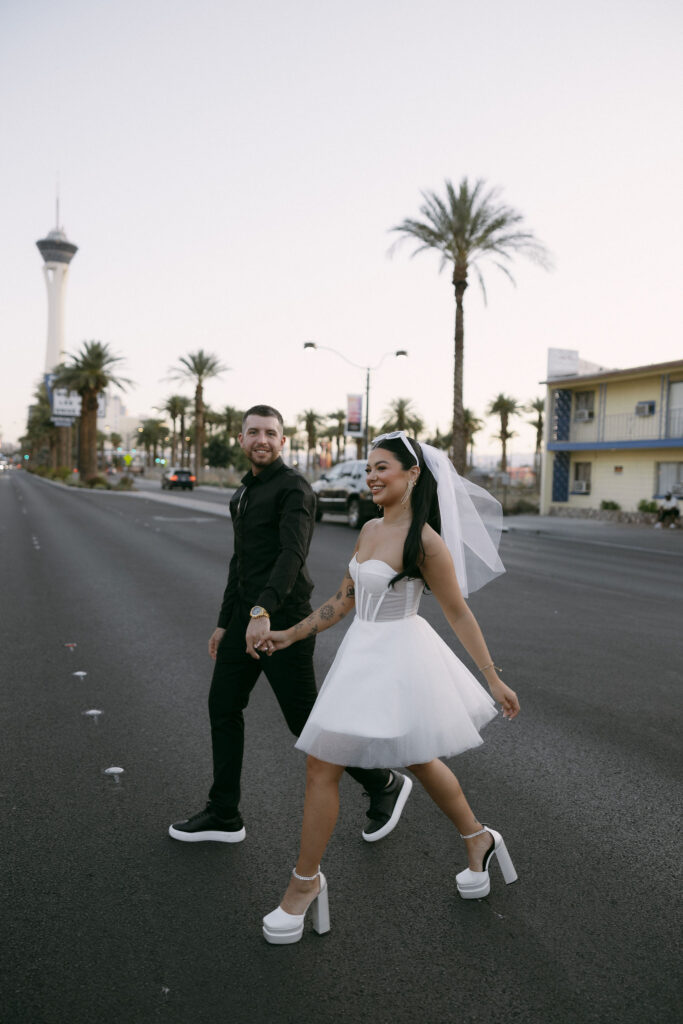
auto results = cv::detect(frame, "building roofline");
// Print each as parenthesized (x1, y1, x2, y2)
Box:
(541, 358, 683, 386)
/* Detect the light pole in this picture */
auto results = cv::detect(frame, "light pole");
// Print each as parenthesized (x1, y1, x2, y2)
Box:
(303, 342, 408, 457)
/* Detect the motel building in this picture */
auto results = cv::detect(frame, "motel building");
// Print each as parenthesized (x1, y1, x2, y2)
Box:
(539, 350, 683, 516)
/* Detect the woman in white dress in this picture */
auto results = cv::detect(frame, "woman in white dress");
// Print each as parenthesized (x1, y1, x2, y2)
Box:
(258, 432, 520, 944)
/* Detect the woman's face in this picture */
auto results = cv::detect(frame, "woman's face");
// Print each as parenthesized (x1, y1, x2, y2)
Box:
(365, 447, 418, 507)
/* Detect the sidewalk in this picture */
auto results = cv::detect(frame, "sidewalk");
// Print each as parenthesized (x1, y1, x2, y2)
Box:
(505, 513, 683, 555)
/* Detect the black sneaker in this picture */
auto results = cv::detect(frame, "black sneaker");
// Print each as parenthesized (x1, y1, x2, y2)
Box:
(361, 771, 413, 843)
(168, 808, 246, 843)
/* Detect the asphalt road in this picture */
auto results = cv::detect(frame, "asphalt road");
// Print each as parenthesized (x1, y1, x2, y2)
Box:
(1, 471, 681, 1024)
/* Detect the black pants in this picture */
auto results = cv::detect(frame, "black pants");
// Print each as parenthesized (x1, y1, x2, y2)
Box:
(207, 607, 390, 817)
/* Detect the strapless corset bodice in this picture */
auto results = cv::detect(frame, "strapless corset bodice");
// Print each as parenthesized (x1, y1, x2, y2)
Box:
(349, 555, 423, 622)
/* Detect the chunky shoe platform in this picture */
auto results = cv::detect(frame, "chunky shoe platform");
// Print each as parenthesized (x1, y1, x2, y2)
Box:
(456, 825, 517, 899)
(263, 870, 330, 945)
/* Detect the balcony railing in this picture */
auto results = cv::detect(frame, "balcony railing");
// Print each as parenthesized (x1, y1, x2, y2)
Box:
(560, 408, 683, 444)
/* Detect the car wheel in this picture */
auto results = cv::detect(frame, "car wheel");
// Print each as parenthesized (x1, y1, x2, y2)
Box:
(314, 500, 323, 522)
(347, 498, 362, 529)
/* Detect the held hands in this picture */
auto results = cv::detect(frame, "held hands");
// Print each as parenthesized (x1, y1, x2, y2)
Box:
(251, 628, 294, 657)
(487, 675, 520, 720)
(245, 617, 272, 660)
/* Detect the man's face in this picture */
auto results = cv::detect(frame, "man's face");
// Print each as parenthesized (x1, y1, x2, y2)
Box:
(239, 415, 286, 472)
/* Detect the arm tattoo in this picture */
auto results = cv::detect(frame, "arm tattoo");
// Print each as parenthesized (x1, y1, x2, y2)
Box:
(345, 584, 355, 598)
(320, 604, 335, 621)
(335, 590, 342, 600)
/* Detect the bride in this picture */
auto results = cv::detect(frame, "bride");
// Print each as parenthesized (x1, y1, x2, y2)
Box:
(256, 431, 520, 944)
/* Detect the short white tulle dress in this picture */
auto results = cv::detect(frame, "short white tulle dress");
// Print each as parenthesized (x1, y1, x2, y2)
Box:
(295, 555, 498, 768)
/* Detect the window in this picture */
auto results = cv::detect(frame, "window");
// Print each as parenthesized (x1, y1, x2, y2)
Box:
(574, 391, 595, 422)
(572, 462, 592, 494)
(656, 462, 683, 496)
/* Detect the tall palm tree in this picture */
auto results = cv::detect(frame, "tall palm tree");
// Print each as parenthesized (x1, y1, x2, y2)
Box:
(53, 341, 130, 480)
(299, 409, 325, 470)
(21, 381, 57, 468)
(327, 410, 347, 461)
(222, 406, 243, 446)
(381, 397, 424, 436)
(158, 394, 188, 465)
(526, 397, 545, 481)
(169, 350, 228, 481)
(487, 394, 522, 474)
(390, 178, 551, 473)
(463, 408, 484, 469)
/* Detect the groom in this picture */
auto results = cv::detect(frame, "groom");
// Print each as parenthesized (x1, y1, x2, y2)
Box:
(169, 404, 412, 843)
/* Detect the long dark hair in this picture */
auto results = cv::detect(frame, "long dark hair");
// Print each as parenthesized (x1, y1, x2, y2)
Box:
(371, 436, 440, 586)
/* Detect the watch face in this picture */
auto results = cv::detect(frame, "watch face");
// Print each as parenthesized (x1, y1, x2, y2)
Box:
(251, 606, 265, 617)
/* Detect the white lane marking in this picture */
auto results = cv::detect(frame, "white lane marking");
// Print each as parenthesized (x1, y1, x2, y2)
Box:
(152, 515, 217, 522)
(73, 671, 88, 678)
(32, 534, 40, 550)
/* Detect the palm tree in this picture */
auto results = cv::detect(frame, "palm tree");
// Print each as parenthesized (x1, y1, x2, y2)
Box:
(463, 408, 484, 470)
(299, 409, 326, 470)
(381, 397, 424, 436)
(222, 406, 243, 446)
(53, 341, 131, 480)
(21, 381, 57, 468)
(327, 410, 347, 461)
(158, 395, 188, 465)
(390, 178, 551, 473)
(526, 397, 545, 481)
(487, 394, 522, 474)
(169, 350, 228, 481)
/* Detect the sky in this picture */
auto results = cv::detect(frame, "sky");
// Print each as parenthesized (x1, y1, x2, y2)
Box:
(1, 0, 681, 456)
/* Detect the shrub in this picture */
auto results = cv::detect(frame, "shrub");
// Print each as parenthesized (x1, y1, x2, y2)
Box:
(637, 499, 658, 514)
(600, 500, 621, 510)
(113, 475, 134, 490)
(505, 498, 539, 516)
(85, 475, 110, 489)
(50, 466, 72, 482)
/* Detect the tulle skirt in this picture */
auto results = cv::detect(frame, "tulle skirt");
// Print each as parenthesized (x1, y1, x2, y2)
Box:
(295, 615, 497, 768)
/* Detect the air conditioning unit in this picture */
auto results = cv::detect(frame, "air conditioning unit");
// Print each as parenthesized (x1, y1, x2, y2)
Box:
(575, 409, 593, 422)
(573, 480, 590, 493)
(635, 401, 655, 417)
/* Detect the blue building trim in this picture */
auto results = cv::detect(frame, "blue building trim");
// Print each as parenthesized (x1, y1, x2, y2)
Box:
(548, 439, 683, 451)
(551, 451, 570, 501)
(552, 389, 571, 442)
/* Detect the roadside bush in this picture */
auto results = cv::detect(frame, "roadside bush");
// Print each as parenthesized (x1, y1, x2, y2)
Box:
(113, 475, 135, 490)
(638, 499, 658, 514)
(84, 475, 109, 489)
(600, 500, 621, 510)
(50, 466, 72, 482)
(505, 498, 539, 516)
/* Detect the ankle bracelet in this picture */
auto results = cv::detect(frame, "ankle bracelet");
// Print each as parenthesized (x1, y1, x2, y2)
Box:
(460, 826, 489, 840)
(292, 866, 320, 881)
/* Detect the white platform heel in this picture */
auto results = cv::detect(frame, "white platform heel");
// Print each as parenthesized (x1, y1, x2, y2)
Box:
(263, 868, 330, 944)
(456, 825, 518, 899)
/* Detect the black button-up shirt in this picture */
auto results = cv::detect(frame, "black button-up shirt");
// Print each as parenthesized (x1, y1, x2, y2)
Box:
(217, 457, 316, 628)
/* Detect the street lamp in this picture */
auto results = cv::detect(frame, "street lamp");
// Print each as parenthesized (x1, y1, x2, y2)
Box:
(303, 342, 408, 457)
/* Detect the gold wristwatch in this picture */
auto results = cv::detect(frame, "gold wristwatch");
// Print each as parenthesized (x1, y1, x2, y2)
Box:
(249, 605, 270, 620)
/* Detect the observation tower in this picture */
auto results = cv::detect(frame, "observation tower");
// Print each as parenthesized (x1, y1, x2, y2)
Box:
(36, 201, 78, 372)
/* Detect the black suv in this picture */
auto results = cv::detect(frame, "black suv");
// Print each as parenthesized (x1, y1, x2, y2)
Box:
(312, 460, 379, 528)
(161, 467, 196, 491)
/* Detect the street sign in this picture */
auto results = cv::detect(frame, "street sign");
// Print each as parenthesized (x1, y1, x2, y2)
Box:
(53, 388, 82, 416)
(123, 454, 133, 466)
(51, 417, 75, 427)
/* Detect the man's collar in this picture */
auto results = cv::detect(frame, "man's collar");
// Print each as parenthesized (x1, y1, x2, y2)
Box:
(241, 456, 285, 486)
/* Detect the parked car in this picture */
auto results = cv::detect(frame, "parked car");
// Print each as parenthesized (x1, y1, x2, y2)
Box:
(311, 459, 379, 528)
(161, 467, 196, 491)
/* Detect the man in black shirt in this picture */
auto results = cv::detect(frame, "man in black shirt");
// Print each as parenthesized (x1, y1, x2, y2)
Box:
(169, 405, 412, 843)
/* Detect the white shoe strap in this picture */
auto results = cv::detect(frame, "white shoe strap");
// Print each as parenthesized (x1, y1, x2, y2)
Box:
(460, 826, 488, 840)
